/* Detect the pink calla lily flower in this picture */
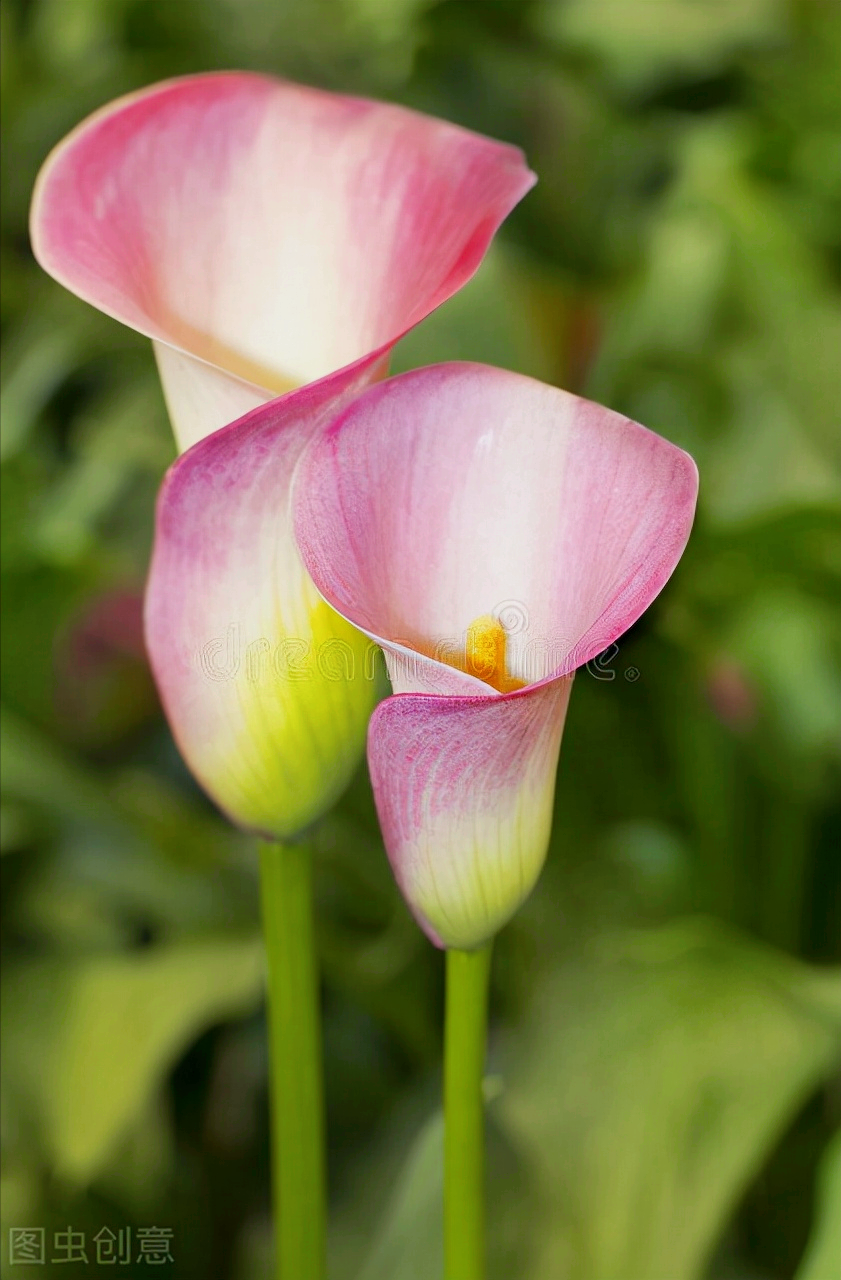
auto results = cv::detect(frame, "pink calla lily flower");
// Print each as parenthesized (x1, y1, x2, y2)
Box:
(294, 364, 699, 948)
(30, 71, 535, 451)
(30, 74, 535, 837)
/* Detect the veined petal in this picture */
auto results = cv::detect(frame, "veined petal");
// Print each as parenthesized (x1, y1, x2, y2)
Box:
(30, 73, 536, 449)
(368, 679, 573, 950)
(294, 362, 699, 685)
(151, 342, 293, 454)
(294, 363, 698, 945)
(144, 365, 382, 839)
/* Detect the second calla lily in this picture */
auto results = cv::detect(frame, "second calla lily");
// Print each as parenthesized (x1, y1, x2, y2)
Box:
(294, 364, 699, 947)
(30, 73, 534, 837)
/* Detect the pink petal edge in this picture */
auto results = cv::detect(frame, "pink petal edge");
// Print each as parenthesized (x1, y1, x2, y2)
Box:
(294, 361, 699, 692)
(30, 72, 536, 447)
(143, 358, 383, 837)
(367, 677, 574, 949)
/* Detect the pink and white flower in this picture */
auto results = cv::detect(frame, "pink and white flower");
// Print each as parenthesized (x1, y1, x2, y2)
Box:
(30, 71, 534, 451)
(294, 363, 699, 947)
(30, 74, 534, 837)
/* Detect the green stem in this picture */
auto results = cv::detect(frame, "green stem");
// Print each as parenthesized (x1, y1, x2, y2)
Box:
(444, 942, 493, 1280)
(260, 841, 326, 1280)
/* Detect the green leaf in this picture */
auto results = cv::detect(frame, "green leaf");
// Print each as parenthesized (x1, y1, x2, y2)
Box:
(31, 373, 171, 566)
(536, 0, 788, 93)
(0, 326, 84, 462)
(1, 937, 264, 1184)
(588, 116, 841, 518)
(391, 243, 561, 385)
(328, 1085, 532, 1280)
(721, 589, 841, 762)
(0, 706, 125, 831)
(797, 1130, 841, 1280)
(499, 918, 841, 1280)
(355, 1110, 444, 1280)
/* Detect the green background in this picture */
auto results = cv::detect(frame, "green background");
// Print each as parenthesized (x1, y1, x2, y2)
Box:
(1, 1, 840, 1276)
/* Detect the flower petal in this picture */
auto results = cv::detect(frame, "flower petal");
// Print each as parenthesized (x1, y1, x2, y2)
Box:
(368, 678, 573, 949)
(144, 364, 382, 838)
(150, 341, 291, 454)
(31, 73, 535, 448)
(294, 363, 699, 686)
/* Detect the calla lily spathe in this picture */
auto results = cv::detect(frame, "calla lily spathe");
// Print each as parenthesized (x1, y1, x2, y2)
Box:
(294, 364, 699, 947)
(30, 74, 535, 837)
(30, 71, 535, 450)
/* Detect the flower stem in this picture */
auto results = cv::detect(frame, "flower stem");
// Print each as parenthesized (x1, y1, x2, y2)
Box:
(444, 942, 493, 1280)
(259, 841, 326, 1280)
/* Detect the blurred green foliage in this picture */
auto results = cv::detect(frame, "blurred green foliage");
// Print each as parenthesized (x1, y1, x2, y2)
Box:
(1, 1, 840, 1277)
